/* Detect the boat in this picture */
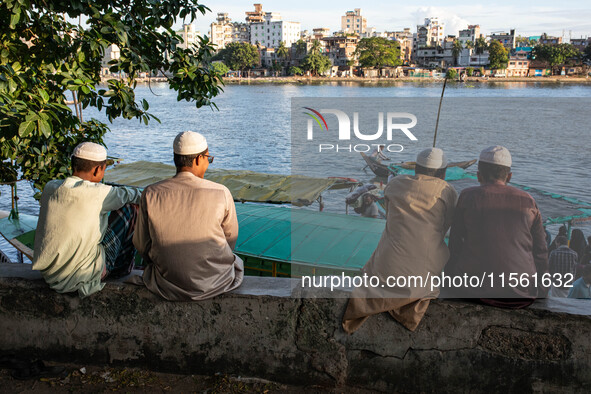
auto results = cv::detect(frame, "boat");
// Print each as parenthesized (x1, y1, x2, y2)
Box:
(392, 159, 477, 171)
(360, 152, 391, 178)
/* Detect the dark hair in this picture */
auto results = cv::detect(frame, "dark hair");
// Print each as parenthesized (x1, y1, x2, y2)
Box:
(478, 161, 511, 183)
(558, 225, 567, 236)
(71, 156, 107, 173)
(582, 264, 591, 278)
(174, 149, 207, 168)
(555, 236, 568, 246)
(415, 164, 446, 179)
(570, 229, 587, 260)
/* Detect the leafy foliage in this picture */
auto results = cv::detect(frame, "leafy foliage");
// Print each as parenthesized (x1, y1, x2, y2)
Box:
(288, 66, 303, 76)
(452, 39, 463, 65)
(355, 37, 401, 70)
(466, 67, 474, 77)
(215, 42, 260, 73)
(446, 68, 458, 79)
(0, 0, 224, 190)
(475, 37, 488, 55)
(211, 61, 229, 76)
(488, 41, 509, 70)
(533, 44, 581, 72)
(300, 53, 332, 76)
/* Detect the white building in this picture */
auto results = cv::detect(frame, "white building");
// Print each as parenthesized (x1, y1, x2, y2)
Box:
(101, 44, 120, 75)
(176, 24, 201, 50)
(416, 17, 445, 48)
(250, 12, 301, 49)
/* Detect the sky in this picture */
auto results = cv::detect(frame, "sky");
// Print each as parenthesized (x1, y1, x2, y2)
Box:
(187, 0, 591, 40)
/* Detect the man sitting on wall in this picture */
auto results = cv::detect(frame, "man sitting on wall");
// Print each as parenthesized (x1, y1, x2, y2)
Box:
(133, 131, 244, 300)
(33, 142, 142, 297)
(445, 146, 549, 306)
(343, 148, 458, 332)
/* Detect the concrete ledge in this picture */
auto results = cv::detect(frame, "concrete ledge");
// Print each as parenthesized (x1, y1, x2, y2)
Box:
(1, 263, 591, 392)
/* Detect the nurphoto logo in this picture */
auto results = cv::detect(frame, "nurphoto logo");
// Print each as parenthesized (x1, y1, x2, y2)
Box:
(303, 107, 418, 153)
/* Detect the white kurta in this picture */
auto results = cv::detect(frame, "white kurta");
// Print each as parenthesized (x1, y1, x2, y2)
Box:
(343, 174, 457, 332)
(133, 171, 243, 301)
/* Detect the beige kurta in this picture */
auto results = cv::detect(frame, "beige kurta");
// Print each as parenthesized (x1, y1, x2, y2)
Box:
(343, 174, 457, 332)
(133, 171, 243, 301)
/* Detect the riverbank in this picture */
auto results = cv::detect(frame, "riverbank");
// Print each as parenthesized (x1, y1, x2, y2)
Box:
(119, 75, 591, 85)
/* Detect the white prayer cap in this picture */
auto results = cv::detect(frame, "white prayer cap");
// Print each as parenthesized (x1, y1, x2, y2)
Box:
(479, 145, 512, 167)
(173, 131, 208, 155)
(416, 148, 447, 169)
(72, 142, 107, 161)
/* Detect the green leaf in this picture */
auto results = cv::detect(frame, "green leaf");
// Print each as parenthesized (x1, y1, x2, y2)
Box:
(39, 89, 49, 101)
(18, 120, 34, 137)
(38, 119, 51, 138)
(9, 9, 20, 28)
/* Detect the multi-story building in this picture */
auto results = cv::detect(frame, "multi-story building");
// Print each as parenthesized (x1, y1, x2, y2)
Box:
(341, 8, 367, 35)
(571, 37, 590, 52)
(322, 36, 358, 66)
(312, 28, 331, 41)
(101, 44, 120, 75)
(250, 12, 301, 48)
(416, 17, 445, 48)
(458, 25, 481, 46)
(489, 29, 516, 50)
(245, 3, 265, 24)
(176, 24, 201, 50)
(539, 33, 562, 45)
(210, 13, 249, 50)
(507, 56, 530, 77)
(389, 28, 413, 64)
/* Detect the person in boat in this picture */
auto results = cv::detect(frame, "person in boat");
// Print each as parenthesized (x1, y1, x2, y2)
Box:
(548, 225, 567, 253)
(548, 236, 578, 298)
(568, 264, 591, 299)
(342, 148, 458, 332)
(445, 146, 549, 306)
(354, 193, 380, 219)
(32, 142, 142, 297)
(369, 144, 389, 163)
(133, 131, 243, 301)
(569, 229, 587, 262)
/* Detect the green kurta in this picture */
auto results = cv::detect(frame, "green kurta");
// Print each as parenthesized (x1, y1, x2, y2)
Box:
(32, 176, 141, 297)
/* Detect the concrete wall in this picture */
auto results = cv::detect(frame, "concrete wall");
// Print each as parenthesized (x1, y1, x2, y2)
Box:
(1, 263, 590, 392)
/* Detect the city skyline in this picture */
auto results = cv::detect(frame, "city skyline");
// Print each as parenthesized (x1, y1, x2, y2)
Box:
(188, 0, 591, 40)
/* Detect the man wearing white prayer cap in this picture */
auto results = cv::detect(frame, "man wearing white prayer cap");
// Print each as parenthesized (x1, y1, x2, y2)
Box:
(134, 131, 243, 301)
(343, 148, 458, 332)
(33, 142, 142, 297)
(446, 145, 549, 307)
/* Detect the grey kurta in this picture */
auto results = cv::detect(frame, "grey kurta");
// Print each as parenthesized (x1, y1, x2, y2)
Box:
(343, 174, 457, 332)
(133, 171, 243, 301)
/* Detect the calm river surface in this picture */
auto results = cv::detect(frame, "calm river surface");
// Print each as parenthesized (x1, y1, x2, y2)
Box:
(2, 81, 591, 260)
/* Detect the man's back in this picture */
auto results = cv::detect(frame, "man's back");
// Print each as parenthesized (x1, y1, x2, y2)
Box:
(134, 171, 242, 301)
(364, 174, 457, 297)
(447, 183, 548, 298)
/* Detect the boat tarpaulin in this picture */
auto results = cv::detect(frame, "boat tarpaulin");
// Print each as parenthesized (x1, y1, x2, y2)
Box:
(104, 161, 351, 206)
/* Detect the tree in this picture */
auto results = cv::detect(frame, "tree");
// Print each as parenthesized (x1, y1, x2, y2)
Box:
(295, 39, 307, 58)
(446, 68, 458, 79)
(289, 66, 303, 76)
(475, 37, 488, 55)
(585, 45, 591, 63)
(211, 61, 229, 76)
(355, 37, 401, 75)
(466, 67, 474, 77)
(309, 40, 322, 55)
(217, 42, 259, 75)
(301, 53, 332, 76)
(465, 40, 474, 50)
(533, 43, 581, 74)
(488, 40, 509, 70)
(0, 0, 223, 192)
(276, 41, 289, 72)
(452, 39, 463, 66)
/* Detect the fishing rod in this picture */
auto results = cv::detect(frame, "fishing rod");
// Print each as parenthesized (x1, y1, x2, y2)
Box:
(433, 76, 448, 148)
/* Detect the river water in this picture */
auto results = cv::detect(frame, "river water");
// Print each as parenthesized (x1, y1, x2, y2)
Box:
(1, 81, 591, 261)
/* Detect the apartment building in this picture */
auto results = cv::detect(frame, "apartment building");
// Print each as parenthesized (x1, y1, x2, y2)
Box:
(341, 8, 367, 35)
